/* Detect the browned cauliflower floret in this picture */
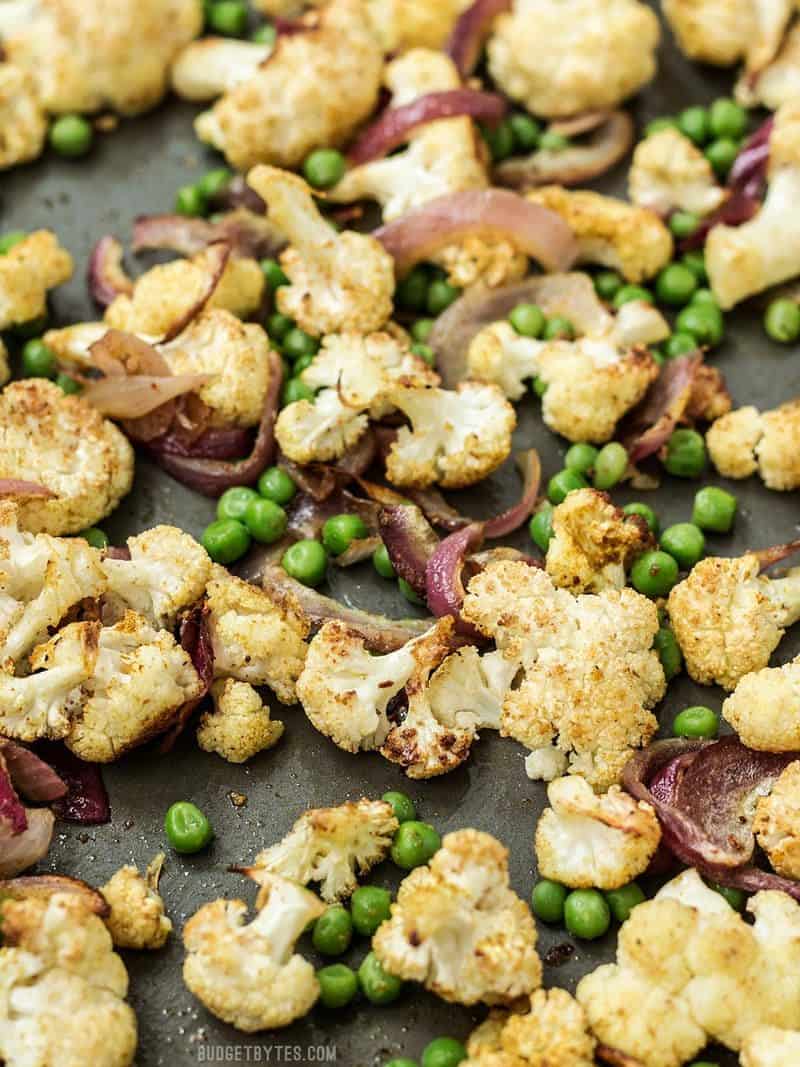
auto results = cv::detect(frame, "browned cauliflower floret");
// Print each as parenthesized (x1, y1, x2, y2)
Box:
(723, 655, 800, 750)
(667, 553, 800, 691)
(174, 0, 382, 170)
(526, 186, 673, 283)
(662, 0, 793, 71)
(629, 128, 729, 217)
(707, 400, 800, 491)
(487, 0, 659, 119)
(197, 679, 284, 763)
(101, 853, 172, 950)
(0, 62, 47, 170)
(182, 875, 325, 1031)
(741, 1025, 800, 1066)
(737, 20, 800, 110)
(545, 488, 654, 592)
(205, 565, 309, 704)
(0, 892, 137, 1067)
(463, 988, 596, 1066)
(374, 828, 541, 1006)
(753, 760, 800, 879)
(247, 165, 394, 337)
(0, 229, 73, 330)
(462, 562, 664, 790)
(0, 0, 202, 116)
(534, 775, 660, 890)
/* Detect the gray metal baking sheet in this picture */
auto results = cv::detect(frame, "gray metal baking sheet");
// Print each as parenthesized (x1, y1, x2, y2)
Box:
(2, 5, 799, 1064)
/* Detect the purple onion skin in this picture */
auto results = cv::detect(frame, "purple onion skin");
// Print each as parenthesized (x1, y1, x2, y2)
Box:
(0, 742, 66, 803)
(0, 756, 28, 835)
(34, 743, 110, 825)
(378, 504, 440, 597)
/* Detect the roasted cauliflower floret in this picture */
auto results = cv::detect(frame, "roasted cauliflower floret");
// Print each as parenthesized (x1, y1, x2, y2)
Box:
(545, 489, 654, 592)
(707, 102, 800, 309)
(247, 165, 394, 337)
(630, 128, 728, 217)
(101, 854, 172, 951)
(462, 562, 665, 791)
(487, 0, 659, 119)
(526, 187, 673, 283)
(205, 565, 309, 704)
(0, 0, 202, 116)
(182, 875, 325, 1032)
(197, 679, 284, 764)
(467, 320, 545, 402)
(723, 654, 800, 750)
(244, 798, 398, 903)
(753, 761, 800, 879)
(385, 383, 516, 489)
(741, 1025, 800, 1067)
(662, 0, 794, 71)
(0, 62, 47, 170)
(667, 553, 800, 690)
(275, 387, 370, 466)
(373, 828, 541, 1006)
(535, 775, 660, 890)
(707, 400, 800, 491)
(0, 892, 137, 1067)
(180, 0, 382, 170)
(463, 988, 596, 1066)
(737, 20, 800, 110)
(0, 229, 73, 331)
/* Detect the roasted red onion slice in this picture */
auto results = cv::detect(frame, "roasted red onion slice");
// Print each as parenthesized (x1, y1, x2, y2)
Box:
(132, 209, 284, 260)
(404, 488, 470, 531)
(160, 241, 231, 343)
(374, 189, 578, 278)
(0, 753, 27, 837)
(149, 425, 253, 461)
(0, 479, 55, 499)
(378, 504, 441, 598)
(0, 809, 54, 878)
(88, 235, 134, 308)
(622, 354, 701, 464)
(425, 523, 484, 636)
(548, 111, 613, 138)
(483, 449, 541, 537)
(209, 174, 267, 215)
(446, 0, 512, 76)
(348, 89, 507, 165)
(88, 328, 170, 376)
(33, 743, 110, 825)
(596, 1047, 644, 1067)
(1, 742, 66, 803)
(81, 372, 210, 419)
(753, 538, 800, 570)
(333, 536, 383, 567)
(0, 873, 109, 915)
(160, 600, 215, 752)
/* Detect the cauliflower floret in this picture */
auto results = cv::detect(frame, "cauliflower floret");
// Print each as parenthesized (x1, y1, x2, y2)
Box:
(545, 488, 654, 593)
(0, 0, 202, 116)
(753, 760, 800, 879)
(0, 62, 47, 170)
(629, 128, 729, 217)
(737, 20, 800, 110)
(741, 1026, 800, 1067)
(723, 655, 800, 750)
(244, 798, 398, 902)
(0, 229, 73, 330)
(467, 321, 545, 402)
(182, 876, 324, 1031)
(526, 186, 673, 283)
(179, 0, 382, 171)
(487, 0, 659, 119)
(662, 0, 794, 71)
(534, 775, 660, 890)
(275, 388, 370, 466)
(197, 679, 284, 764)
(667, 553, 800, 690)
(463, 988, 596, 1066)
(707, 400, 800, 490)
(169, 38, 273, 102)
(707, 101, 800, 309)
(101, 853, 172, 951)
(205, 565, 309, 704)
(101, 524, 210, 630)
(385, 382, 516, 489)
(247, 165, 395, 337)
(373, 828, 541, 1006)
(0, 892, 137, 1067)
(462, 562, 664, 791)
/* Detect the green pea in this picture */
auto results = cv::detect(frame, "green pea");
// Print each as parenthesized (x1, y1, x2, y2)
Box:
(20, 338, 57, 379)
(208, 0, 248, 34)
(690, 287, 718, 306)
(664, 332, 698, 359)
(351, 886, 392, 937)
(653, 625, 683, 681)
(427, 279, 461, 316)
(0, 231, 27, 255)
(261, 258, 290, 291)
(529, 505, 554, 553)
(79, 527, 109, 550)
(217, 485, 259, 523)
(293, 354, 314, 376)
(531, 879, 567, 923)
(258, 466, 296, 505)
(508, 112, 541, 151)
(251, 22, 277, 45)
(382, 790, 416, 823)
(542, 316, 575, 340)
(164, 801, 213, 854)
(312, 905, 353, 956)
(663, 428, 707, 478)
(681, 250, 707, 283)
(675, 303, 724, 347)
(197, 167, 232, 200)
(623, 502, 659, 535)
(421, 1037, 467, 1067)
(631, 550, 680, 598)
(175, 183, 207, 217)
(532, 376, 548, 398)
(373, 544, 397, 580)
(282, 378, 314, 406)
(244, 497, 288, 544)
(593, 442, 629, 490)
(564, 442, 598, 475)
(398, 577, 424, 605)
(548, 469, 588, 505)
(411, 318, 435, 343)
(357, 952, 404, 1005)
(396, 266, 430, 311)
(49, 114, 93, 158)
(604, 882, 646, 923)
(651, 348, 665, 366)
(391, 820, 440, 870)
(677, 105, 710, 146)
(669, 211, 700, 239)
(56, 372, 82, 395)
(692, 486, 737, 533)
(282, 539, 328, 587)
(705, 137, 738, 179)
(644, 117, 678, 137)
(655, 263, 698, 307)
(322, 513, 368, 556)
(303, 148, 346, 189)
(316, 963, 358, 1009)
(385, 1061, 419, 1067)
(538, 130, 570, 152)
(673, 705, 719, 740)
(283, 327, 319, 361)
(481, 119, 515, 161)
(613, 285, 653, 309)
(594, 270, 623, 301)
(411, 342, 435, 365)
(709, 98, 748, 141)
(764, 298, 800, 343)
(201, 518, 251, 564)
(509, 302, 546, 338)
(707, 882, 746, 912)
(660, 522, 705, 569)
(564, 889, 611, 940)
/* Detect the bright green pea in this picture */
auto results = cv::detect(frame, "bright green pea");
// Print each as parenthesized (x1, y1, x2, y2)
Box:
(645, 117, 678, 137)
(322, 513, 368, 556)
(396, 266, 430, 311)
(631, 550, 680, 597)
(654, 625, 683, 681)
(411, 318, 435, 343)
(709, 98, 748, 141)
(244, 497, 288, 544)
(303, 148, 346, 189)
(175, 184, 207, 217)
(267, 313, 293, 344)
(261, 259, 290, 291)
(251, 22, 277, 44)
(382, 790, 415, 823)
(421, 1037, 467, 1067)
(0, 231, 27, 255)
(481, 119, 515, 161)
(79, 527, 109, 550)
(201, 518, 251, 564)
(508, 112, 541, 151)
(217, 485, 259, 523)
(593, 442, 629, 490)
(538, 130, 570, 152)
(427, 279, 461, 316)
(509, 302, 546, 338)
(529, 506, 554, 553)
(391, 821, 440, 870)
(542, 315, 575, 340)
(604, 883, 646, 923)
(663, 428, 707, 478)
(564, 442, 598, 475)
(258, 466, 296, 505)
(681, 250, 707, 283)
(208, 0, 248, 34)
(20, 338, 57, 379)
(316, 963, 358, 1009)
(707, 882, 746, 912)
(692, 486, 737, 533)
(623, 502, 659, 535)
(282, 378, 314, 406)
(531, 879, 567, 923)
(351, 886, 392, 937)
(283, 327, 319, 361)
(49, 115, 93, 157)
(660, 522, 705, 569)
(564, 889, 611, 940)
(705, 137, 738, 179)
(411, 342, 435, 365)
(292, 353, 313, 375)
(532, 376, 548, 398)
(56, 371, 82, 395)
(673, 705, 719, 739)
(655, 263, 698, 307)
(282, 539, 328, 586)
(675, 303, 724, 347)
(312, 905, 353, 956)
(358, 952, 404, 1005)
(594, 270, 623, 300)
(164, 801, 213, 854)
(678, 105, 710, 146)
(651, 348, 665, 366)
(613, 285, 653, 309)
(669, 211, 700, 239)
(690, 287, 718, 306)
(373, 543, 397, 579)
(398, 577, 424, 605)
(197, 167, 232, 200)
(664, 332, 698, 359)
(764, 298, 800, 343)
(547, 469, 589, 505)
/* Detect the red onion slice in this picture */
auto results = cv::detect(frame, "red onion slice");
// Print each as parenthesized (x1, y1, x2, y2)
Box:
(149, 425, 253, 461)
(132, 209, 284, 261)
(622, 354, 701, 463)
(159, 241, 231, 343)
(33, 743, 110, 825)
(1, 742, 66, 803)
(548, 111, 614, 138)
(378, 504, 441, 597)
(0, 753, 27, 837)
(159, 600, 215, 752)
(0, 479, 55, 499)
(0, 808, 54, 878)
(88, 329, 171, 376)
(446, 0, 512, 77)
(483, 449, 541, 538)
(81, 372, 210, 419)
(332, 536, 383, 567)
(753, 538, 800, 571)
(425, 523, 485, 637)
(209, 174, 267, 215)
(404, 488, 470, 531)
(88, 235, 134, 309)
(374, 189, 578, 278)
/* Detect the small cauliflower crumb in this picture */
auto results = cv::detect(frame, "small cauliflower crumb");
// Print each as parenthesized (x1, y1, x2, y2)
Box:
(197, 679, 284, 764)
(723, 654, 800, 750)
(463, 988, 596, 1066)
(0, 230, 73, 331)
(707, 400, 800, 490)
(629, 127, 728, 217)
(101, 853, 172, 951)
(754, 760, 800, 879)
(0, 61, 47, 170)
